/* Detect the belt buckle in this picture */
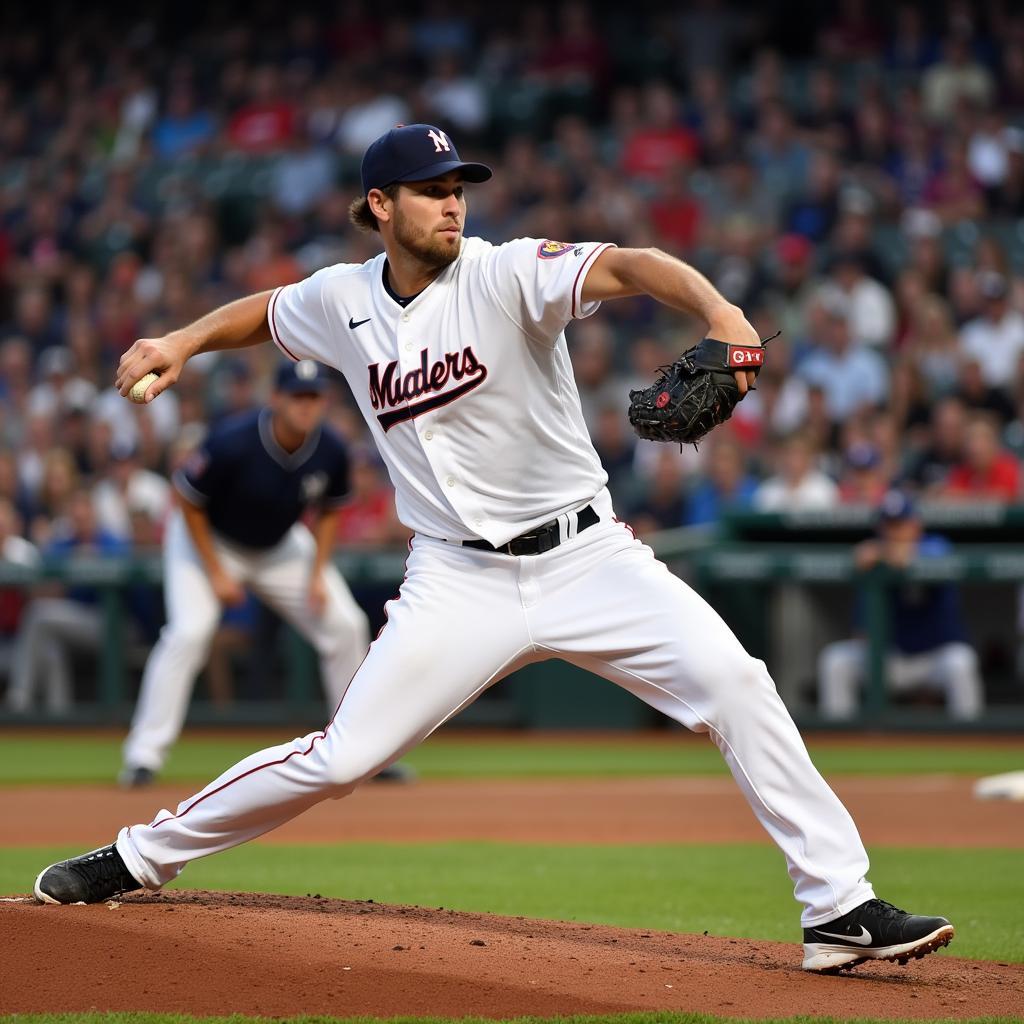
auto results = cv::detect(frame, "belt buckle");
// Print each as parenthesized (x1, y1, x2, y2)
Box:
(507, 535, 532, 557)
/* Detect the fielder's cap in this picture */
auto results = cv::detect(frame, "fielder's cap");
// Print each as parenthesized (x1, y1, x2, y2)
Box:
(360, 123, 492, 195)
(275, 359, 329, 394)
(846, 442, 881, 470)
(878, 488, 917, 523)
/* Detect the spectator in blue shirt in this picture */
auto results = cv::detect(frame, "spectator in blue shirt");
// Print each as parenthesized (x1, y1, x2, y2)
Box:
(151, 86, 217, 159)
(817, 490, 984, 721)
(798, 289, 889, 422)
(685, 436, 759, 526)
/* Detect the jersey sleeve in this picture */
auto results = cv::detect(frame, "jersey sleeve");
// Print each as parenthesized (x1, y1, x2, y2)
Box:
(321, 442, 351, 511)
(485, 237, 617, 345)
(172, 430, 231, 507)
(267, 265, 339, 364)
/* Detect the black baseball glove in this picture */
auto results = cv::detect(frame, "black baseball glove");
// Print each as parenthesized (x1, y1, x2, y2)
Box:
(627, 332, 779, 447)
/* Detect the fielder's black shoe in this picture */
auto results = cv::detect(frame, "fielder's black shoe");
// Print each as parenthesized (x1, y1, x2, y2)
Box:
(118, 765, 156, 788)
(802, 898, 954, 973)
(34, 844, 143, 905)
(373, 762, 417, 783)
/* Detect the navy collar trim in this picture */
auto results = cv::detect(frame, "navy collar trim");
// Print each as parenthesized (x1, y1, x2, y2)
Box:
(382, 260, 424, 308)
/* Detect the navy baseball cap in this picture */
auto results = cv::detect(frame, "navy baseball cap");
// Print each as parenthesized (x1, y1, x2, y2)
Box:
(360, 123, 492, 195)
(878, 489, 917, 523)
(275, 359, 329, 394)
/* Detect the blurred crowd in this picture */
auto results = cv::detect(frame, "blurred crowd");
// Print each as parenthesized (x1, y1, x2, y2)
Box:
(2, 0, 1024, 560)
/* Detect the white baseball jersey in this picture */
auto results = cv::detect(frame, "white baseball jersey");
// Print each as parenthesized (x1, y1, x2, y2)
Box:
(267, 237, 615, 546)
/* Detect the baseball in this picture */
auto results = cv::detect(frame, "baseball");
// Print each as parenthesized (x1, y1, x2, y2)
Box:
(129, 372, 160, 404)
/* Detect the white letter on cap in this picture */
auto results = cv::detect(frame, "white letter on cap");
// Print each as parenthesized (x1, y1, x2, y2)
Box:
(427, 129, 450, 153)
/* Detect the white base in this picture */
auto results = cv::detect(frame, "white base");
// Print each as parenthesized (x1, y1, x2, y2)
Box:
(973, 770, 1024, 801)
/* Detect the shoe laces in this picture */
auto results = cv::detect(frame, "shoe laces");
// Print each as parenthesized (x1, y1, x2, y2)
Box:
(862, 898, 907, 918)
(72, 847, 134, 897)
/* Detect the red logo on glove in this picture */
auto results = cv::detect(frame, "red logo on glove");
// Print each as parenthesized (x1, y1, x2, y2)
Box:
(729, 347, 764, 367)
(656, 391, 671, 408)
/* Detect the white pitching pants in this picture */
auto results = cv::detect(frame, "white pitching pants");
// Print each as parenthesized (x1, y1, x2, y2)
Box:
(119, 507, 874, 925)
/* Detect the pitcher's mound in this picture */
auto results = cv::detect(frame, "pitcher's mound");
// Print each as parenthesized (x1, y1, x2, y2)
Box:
(2, 891, 1019, 1018)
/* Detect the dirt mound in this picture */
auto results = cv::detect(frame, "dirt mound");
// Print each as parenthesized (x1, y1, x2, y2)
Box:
(2, 892, 1019, 1018)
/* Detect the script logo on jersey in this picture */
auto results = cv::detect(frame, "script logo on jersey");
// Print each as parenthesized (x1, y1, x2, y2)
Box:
(368, 346, 488, 431)
(537, 240, 580, 260)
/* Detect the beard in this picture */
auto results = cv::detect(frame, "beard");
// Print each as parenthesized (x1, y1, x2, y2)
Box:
(392, 206, 461, 270)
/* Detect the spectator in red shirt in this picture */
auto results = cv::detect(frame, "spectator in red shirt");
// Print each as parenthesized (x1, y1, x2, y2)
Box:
(648, 171, 702, 252)
(533, 1, 609, 90)
(944, 413, 1022, 501)
(621, 83, 698, 182)
(335, 448, 408, 548)
(227, 66, 296, 153)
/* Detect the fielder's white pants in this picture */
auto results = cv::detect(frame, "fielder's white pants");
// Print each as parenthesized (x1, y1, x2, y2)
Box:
(122, 510, 370, 771)
(818, 639, 984, 721)
(119, 500, 875, 925)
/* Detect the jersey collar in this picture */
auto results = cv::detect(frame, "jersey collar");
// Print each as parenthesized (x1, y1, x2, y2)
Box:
(258, 408, 321, 470)
(378, 243, 462, 311)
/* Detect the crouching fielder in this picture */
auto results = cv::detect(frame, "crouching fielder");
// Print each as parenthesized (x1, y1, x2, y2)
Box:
(120, 359, 370, 784)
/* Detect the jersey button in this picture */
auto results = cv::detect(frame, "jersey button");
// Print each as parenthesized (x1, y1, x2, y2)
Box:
(424, 430, 433, 441)
(446, 476, 456, 487)
(401, 312, 411, 323)
(404, 342, 413, 351)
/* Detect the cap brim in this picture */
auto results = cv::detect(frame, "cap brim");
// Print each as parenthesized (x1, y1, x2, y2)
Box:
(396, 160, 492, 184)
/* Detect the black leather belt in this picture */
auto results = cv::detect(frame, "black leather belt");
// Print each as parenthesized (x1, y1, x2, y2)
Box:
(462, 504, 599, 556)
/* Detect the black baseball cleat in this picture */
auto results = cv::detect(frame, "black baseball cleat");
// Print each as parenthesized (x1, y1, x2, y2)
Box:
(34, 844, 143, 905)
(802, 898, 954, 972)
(372, 762, 417, 783)
(118, 765, 156, 788)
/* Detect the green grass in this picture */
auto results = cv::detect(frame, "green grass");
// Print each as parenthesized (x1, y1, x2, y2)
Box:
(3, 843, 1021, 962)
(0, 733, 1019, 785)
(1, 1012, 1021, 1024)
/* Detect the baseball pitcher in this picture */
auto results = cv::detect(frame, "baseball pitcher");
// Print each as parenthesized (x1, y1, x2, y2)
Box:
(35, 125, 953, 974)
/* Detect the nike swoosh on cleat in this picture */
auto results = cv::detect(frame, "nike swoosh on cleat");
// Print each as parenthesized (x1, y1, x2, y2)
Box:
(815, 925, 874, 945)
(349, 317, 371, 329)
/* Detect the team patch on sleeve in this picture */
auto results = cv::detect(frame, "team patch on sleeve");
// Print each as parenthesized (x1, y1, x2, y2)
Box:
(183, 449, 209, 479)
(537, 240, 580, 259)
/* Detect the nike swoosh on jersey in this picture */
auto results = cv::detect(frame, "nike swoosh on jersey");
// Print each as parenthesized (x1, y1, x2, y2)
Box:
(814, 925, 874, 945)
(349, 316, 372, 329)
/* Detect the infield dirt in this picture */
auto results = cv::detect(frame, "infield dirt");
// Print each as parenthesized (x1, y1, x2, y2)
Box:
(2, 775, 1022, 846)
(3, 890, 1022, 1019)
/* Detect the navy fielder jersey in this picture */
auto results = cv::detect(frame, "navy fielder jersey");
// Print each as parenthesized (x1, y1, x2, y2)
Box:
(173, 409, 350, 549)
(855, 535, 968, 655)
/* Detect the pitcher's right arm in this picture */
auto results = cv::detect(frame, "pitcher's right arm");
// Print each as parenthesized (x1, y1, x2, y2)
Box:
(116, 290, 274, 401)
